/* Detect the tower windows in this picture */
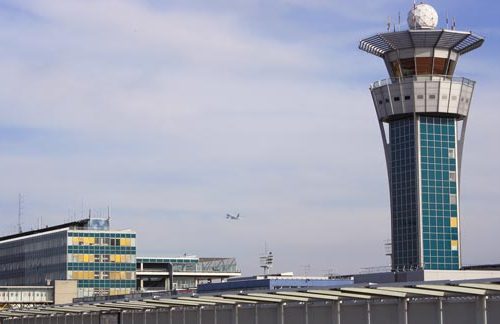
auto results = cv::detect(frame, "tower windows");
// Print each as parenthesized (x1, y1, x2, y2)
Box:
(451, 240, 458, 251)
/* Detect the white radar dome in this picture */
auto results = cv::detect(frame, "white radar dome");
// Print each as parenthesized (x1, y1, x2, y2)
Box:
(407, 3, 438, 30)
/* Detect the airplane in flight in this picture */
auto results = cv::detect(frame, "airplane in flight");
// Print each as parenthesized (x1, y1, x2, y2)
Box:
(226, 213, 241, 220)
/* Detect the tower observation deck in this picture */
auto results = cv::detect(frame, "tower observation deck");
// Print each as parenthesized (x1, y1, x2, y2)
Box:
(359, 3, 484, 271)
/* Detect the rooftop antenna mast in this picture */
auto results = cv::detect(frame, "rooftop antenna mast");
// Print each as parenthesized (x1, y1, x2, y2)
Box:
(17, 193, 23, 233)
(259, 242, 274, 275)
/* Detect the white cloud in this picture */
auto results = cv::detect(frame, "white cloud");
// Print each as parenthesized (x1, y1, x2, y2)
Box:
(0, 0, 499, 276)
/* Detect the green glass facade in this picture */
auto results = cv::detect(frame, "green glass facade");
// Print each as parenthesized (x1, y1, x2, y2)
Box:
(67, 231, 136, 297)
(0, 219, 136, 298)
(390, 118, 419, 270)
(389, 116, 460, 271)
(420, 117, 459, 270)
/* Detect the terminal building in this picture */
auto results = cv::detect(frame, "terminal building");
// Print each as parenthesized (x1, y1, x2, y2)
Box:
(0, 218, 137, 298)
(0, 218, 240, 299)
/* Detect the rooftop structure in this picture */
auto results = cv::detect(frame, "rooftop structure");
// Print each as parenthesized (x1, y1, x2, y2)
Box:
(359, 3, 484, 271)
(3, 278, 500, 323)
(197, 272, 352, 293)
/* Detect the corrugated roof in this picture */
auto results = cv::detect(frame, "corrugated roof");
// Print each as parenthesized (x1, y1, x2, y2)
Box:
(359, 29, 484, 57)
(3, 279, 500, 319)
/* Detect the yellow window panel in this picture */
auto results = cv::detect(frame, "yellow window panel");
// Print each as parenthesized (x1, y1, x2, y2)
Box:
(83, 254, 89, 262)
(78, 255, 85, 262)
(451, 240, 458, 251)
(88, 237, 95, 245)
(120, 271, 126, 280)
(115, 255, 121, 263)
(88, 255, 95, 262)
(110, 255, 115, 262)
(72, 237, 79, 245)
(450, 217, 458, 228)
(121, 238, 131, 246)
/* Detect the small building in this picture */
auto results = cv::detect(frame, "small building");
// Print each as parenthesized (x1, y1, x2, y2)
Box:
(197, 272, 353, 293)
(0, 218, 136, 298)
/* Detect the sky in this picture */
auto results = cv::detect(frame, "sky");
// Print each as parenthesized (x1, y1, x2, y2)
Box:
(0, 0, 499, 276)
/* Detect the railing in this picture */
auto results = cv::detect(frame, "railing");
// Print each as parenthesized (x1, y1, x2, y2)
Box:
(370, 75, 475, 89)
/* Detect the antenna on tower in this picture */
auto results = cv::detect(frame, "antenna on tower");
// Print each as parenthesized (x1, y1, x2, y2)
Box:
(446, 12, 449, 29)
(398, 11, 401, 31)
(259, 242, 274, 275)
(17, 193, 23, 233)
(452, 17, 456, 30)
(387, 16, 391, 32)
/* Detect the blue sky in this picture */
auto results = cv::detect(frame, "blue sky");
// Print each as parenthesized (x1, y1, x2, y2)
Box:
(0, 0, 499, 275)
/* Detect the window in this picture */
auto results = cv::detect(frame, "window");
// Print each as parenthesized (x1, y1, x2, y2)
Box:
(451, 240, 458, 251)
(447, 60, 457, 76)
(451, 95, 457, 101)
(449, 171, 456, 182)
(442, 95, 448, 100)
(429, 94, 436, 100)
(417, 94, 424, 100)
(433, 57, 448, 75)
(448, 148, 456, 159)
(416, 57, 433, 75)
(400, 58, 415, 77)
(394, 96, 400, 101)
(405, 95, 411, 100)
(450, 217, 458, 228)
(391, 61, 402, 77)
(450, 194, 457, 205)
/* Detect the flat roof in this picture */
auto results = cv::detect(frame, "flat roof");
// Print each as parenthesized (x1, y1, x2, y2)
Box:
(0, 219, 90, 243)
(4, 278, 500, 319)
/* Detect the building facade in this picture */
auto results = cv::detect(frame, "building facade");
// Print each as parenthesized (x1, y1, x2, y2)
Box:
(0, 219, 136, 297)
(359, 4, 484, 271)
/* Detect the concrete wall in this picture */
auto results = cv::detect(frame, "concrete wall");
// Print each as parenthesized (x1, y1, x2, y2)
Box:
(53, 280, 78, 305)
(3, 295, 500, 324)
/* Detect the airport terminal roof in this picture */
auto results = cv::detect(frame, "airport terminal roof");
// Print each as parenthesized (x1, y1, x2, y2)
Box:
(2, 279, 500, 319)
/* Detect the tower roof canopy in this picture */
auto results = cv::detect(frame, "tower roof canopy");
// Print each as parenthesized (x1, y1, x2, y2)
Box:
(359, 29, 484, 58)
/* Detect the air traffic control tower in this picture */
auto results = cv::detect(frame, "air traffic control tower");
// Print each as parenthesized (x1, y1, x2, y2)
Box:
(359, 4, 484, 271)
